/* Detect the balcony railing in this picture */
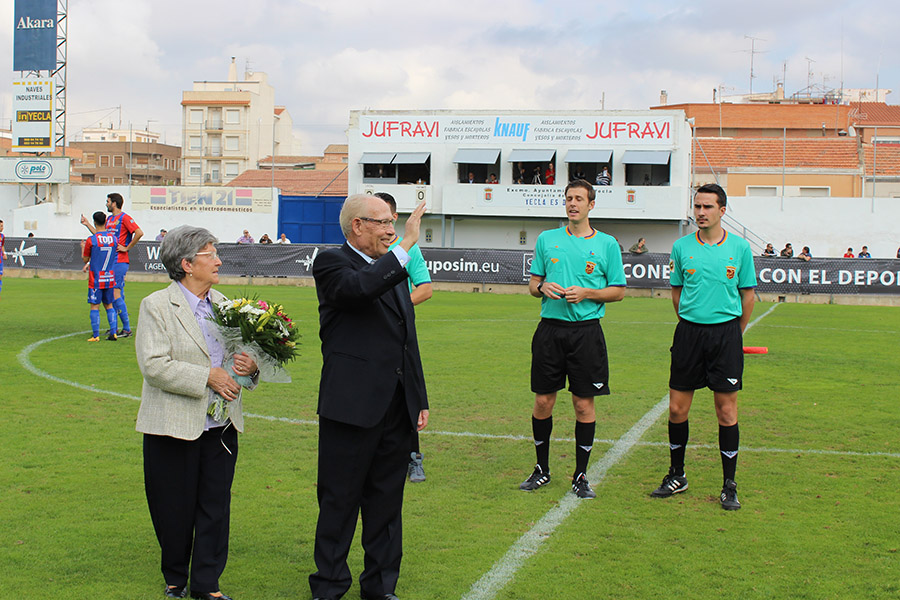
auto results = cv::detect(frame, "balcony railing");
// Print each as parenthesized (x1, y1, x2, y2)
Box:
(205, 120, 223, 130)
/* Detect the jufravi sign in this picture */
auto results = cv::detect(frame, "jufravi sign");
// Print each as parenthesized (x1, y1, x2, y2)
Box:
(359, 115, 675, 145)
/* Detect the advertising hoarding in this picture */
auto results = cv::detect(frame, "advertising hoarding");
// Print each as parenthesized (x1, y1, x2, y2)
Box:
(13, 0, 58, 72)
(11, 78, 55, 152)
(0, 157, 70, 183)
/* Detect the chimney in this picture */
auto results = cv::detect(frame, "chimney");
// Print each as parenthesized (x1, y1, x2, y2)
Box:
(227, 57, 238, 82)
(660, 90, 668, 105)
(776, 82, 784, 100)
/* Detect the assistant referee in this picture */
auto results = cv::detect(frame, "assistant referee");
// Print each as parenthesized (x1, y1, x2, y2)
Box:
(520, 179, 626, 499)
(651, 183, 757, 510)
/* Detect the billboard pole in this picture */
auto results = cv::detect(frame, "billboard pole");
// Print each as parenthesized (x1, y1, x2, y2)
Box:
(53, 0, 67, 155)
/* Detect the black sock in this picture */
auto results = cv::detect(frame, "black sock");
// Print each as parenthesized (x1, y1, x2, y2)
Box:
(410, 430, 420, 455)
(574, 420, 596, 477)
(668, 420, 689, 476)
(719, 423, 739, 484)
(532, 415, 552, 472)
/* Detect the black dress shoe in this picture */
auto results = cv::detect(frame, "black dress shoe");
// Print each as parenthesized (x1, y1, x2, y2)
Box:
(189, 593, 233, 600)
(165, 585, 187, 598)
(360, 593, 399, 600)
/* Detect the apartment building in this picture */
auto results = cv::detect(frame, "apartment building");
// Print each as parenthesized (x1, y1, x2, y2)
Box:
(181, 59, 296, 186)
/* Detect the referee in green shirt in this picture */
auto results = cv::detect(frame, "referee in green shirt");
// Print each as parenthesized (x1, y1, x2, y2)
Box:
(520, 179, 626, 499)
(651, 183, 757, 510)
(376, 192, 433, 484)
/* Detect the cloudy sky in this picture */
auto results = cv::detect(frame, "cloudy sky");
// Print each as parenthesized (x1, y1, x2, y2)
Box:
(1, 0, 897, 154)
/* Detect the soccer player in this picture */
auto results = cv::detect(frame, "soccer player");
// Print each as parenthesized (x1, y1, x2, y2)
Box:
(82, 192, 143, 337)
(521, 179, 626, 499)
(651, 183, 756, 510)
(375, 192, 433, 483)
(82, 212, 119, 342)
(0, 219, 6, 297)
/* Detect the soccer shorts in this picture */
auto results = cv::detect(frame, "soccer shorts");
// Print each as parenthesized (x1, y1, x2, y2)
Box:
(88, 287, 115, 305)
(113, 262, 129, 290)
(669, 318, 744, 393)
(531, 318, 610, 397)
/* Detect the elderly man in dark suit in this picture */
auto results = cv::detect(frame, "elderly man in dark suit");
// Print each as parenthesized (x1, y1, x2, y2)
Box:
(309, 194, 430, 600)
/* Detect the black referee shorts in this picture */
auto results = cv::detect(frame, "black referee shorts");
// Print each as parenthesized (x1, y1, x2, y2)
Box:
(669, 318, 744, 393)
(531, 318, 610, 397)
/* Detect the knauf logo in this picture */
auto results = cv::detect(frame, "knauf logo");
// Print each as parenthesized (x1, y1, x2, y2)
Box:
(494, 118, 530, 141)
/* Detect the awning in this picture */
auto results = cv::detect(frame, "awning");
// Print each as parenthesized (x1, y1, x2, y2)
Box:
(564, 149, 612, 163)
(621, 150, 671, 165)
(359, 152, 396, 164)
(391, 152, 431, 164)
(507, 149, 556, 162)
(452, 148, 501, 164)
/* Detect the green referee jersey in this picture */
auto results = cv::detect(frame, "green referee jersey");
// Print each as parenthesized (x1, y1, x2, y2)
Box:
(388, 236, 432, 293)
(669, 230, 757, 324)
(530, 226, 626, 321)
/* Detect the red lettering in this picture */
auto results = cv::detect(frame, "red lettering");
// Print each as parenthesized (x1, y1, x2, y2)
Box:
(412, 122, 425, 136)
(401, 121, 411, 136)
(641, 122, 655, 138)
(653, 121, 670, 139)
(628, 122, 639, 137)
(427, 121, 439, 137)
(386, 121, 399, 136)
(613, 122, 626, 137)
(362, 120, 375, 137)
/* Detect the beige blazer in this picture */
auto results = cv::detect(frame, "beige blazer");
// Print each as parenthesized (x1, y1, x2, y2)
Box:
(135, 282, 245, 440)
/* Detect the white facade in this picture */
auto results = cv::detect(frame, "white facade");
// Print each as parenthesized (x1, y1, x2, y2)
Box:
(181, 62, 296, 186)
(348, 110, 694, 248)
(80, 126, 160, 143)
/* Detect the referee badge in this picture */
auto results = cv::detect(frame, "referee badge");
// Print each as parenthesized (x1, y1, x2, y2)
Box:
(585, 261, 596, 274)
(726, 266, 736, 279)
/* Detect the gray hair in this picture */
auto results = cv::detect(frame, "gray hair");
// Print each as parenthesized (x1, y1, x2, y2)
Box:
(339, 193, 377, 238)
(159, 225, 219, 281)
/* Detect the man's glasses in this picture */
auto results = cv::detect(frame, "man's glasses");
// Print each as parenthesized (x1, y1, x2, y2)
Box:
(195, 251, 219, 260)
(358, 217, 396, 228)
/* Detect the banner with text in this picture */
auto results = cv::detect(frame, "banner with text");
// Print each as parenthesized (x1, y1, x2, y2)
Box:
(131, 187, 274, 213)
(11, 78, 54, 152)
(359, 114, 676, 146)
(6, 240, 900, 295)
(13, 0, 57, 72)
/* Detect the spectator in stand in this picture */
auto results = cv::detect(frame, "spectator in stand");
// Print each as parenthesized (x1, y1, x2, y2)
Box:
(532, 167, 543, 184)
(843, 248, 854, 258)
(629, 237, 648, 254)
(573, 166, 586, 181)
(236, 230, 254, 244)
(761, 243, 776, 256)
(545, 163, 555, 185)
(275, 233, 291, 244)
(596, 166, 611, 186)
(780, 243, 793, 258)
(487, 173, 499, 184)
(155, 229, 167, 242)
(259, 234, 273, 244)
(466, 172, 476, 184)
(797, 246, 812, 261)
(515, 162, 526, 184)
(858, 245, 871, 258)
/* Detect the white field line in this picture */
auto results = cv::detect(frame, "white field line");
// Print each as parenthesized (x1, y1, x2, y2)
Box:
(459, 303, 781, 600)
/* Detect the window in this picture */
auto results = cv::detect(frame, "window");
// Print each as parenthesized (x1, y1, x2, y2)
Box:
(225, 162, 240, 177)
(83, 152, 95, 166)
(188, 162, 201, 177)
(99, 176, 109, 183)
(113, 155, 124, 167)
(507, 149, 556, 184)
(453, 148, 501, 183)
(225, 109, 240, 124)
(225, 136, 239, 151)
(747, 186, 777, 196)
(189, 136, 201, 151)
(392, 153, 431, 185)
(621, 151, 671, 186)
(189, 110, 203, 124)
(565, 149, 613, 184)
(799, 187, 830, 197)
(99, 155, 110, 167)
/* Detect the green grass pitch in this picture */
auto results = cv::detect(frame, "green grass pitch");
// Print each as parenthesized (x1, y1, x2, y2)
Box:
(2, 278, 899, 599)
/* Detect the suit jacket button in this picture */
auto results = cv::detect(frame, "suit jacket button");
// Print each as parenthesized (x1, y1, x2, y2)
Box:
(398, 319, 405, 326)
(395, 368, 403, 376)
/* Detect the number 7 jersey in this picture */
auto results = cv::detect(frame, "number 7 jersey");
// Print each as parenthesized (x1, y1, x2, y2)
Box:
(83, 231, 118, 289)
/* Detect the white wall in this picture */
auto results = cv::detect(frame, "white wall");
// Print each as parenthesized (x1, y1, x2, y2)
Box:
(0, 184, 280, 243)
(727, 196, 900, 258)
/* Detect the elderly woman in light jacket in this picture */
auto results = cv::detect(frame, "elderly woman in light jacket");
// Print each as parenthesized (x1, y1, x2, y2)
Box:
(135, 225, 257, 600)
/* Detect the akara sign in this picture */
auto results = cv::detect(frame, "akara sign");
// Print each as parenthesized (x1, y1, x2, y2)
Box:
(13, 0, 57, 72)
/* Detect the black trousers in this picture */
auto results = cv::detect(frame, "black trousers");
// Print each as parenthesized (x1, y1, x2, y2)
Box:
(143, 426, 238, 593)
(309, 387, 411, 599)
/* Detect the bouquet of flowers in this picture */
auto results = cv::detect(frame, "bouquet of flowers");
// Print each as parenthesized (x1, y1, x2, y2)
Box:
(206, 296, 300, 421)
